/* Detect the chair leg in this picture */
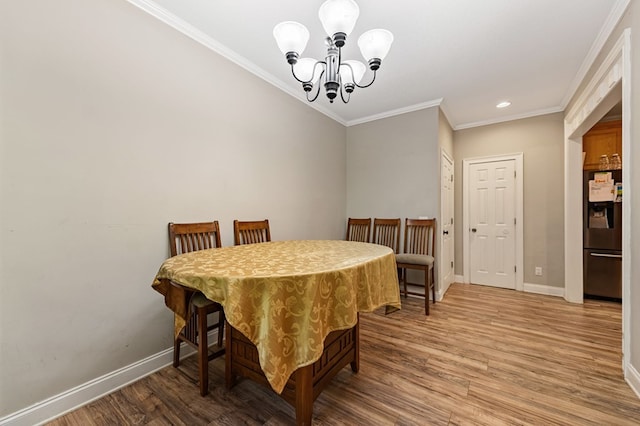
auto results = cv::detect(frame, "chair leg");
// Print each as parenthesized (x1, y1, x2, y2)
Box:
(197, 307, 209, 396)
(424, 267, 430, 316)
(402, 269, 408, 297)
(431, 267, 436, 304)
(217, 310, 225, 348)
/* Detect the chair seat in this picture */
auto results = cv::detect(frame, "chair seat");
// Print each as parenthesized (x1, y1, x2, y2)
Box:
(192, 292, 218, 308)
(396, 253, 434, 266)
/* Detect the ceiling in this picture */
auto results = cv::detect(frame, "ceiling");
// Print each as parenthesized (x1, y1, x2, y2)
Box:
(131, 0, 624, 129)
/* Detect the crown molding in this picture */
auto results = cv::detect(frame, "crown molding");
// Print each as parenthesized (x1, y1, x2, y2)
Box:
(126, 0, 347, 126)
(454, 106, 564, 131)
(560, 0, 630, 109)
(346, 99, 444, 127)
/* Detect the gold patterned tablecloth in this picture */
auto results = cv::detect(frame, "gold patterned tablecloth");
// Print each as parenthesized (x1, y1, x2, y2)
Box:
(151, 239, 401, 394)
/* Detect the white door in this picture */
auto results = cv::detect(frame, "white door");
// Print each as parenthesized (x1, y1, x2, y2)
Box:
(440, 152, 454, 295)
(468, 160, 516, 288)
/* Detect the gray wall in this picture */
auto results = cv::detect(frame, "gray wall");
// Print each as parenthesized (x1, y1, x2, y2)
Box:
(346, 107, 440, 221)
(345, 107, 441, 294)
(439, 110, 454, 159)
(453, 113, 565, 287)
(565, 1, 640, 380)
(0, 0, 346, 416)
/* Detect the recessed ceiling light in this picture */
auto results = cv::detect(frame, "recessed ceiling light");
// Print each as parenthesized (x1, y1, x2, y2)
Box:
(496, 101, 511, 108)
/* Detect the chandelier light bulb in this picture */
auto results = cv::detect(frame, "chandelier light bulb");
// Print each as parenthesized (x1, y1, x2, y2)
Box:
(318, 0, 360, 43)
(340, 60, 366, 85)
(358, 29, 394, 69)
(294, 58, 321, 83)
(273, 21, 310, 60)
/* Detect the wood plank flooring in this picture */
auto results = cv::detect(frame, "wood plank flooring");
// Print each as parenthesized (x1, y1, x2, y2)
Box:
(48, 283, 640, 425)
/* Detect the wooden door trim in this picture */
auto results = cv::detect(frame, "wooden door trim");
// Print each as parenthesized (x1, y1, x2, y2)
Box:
(463, 153, 523, 291)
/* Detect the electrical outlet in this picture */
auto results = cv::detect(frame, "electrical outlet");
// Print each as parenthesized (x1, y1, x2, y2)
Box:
(535, 267, 543, 276)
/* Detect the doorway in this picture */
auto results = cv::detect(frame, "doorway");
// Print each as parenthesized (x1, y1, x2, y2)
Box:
(564, 29, 631, 374)
(463, 153, 524, 290)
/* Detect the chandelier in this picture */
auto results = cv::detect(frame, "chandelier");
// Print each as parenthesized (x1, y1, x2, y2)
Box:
(273, 0, 393, 104)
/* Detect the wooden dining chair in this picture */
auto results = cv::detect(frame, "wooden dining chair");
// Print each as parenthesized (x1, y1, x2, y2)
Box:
(233, 219, 271, 245)
(372, 218, 401, 253)
(395, 218, 437, 315)
(346, 217, 372, 242)
(168, 221, 225, 396)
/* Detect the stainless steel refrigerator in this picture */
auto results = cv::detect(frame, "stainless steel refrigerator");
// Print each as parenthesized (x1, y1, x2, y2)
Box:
(583, 170, 622, 300)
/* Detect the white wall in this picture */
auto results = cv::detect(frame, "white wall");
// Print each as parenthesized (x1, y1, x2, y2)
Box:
(0, 0, 346, 416)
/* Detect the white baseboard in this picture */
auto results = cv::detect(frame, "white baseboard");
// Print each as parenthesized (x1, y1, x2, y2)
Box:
(0, 330, 219, 426)
(626, 362, 640, 400)
(523, 282, 565, 297)
(452, 278, 564, 299)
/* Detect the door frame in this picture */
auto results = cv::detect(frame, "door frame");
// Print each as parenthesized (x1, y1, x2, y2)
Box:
(440, 149, 454, 298)
(564, 29, 631, 373)
(463, 153, 524, 290)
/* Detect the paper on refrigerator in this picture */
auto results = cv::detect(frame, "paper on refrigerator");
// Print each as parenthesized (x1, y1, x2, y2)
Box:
(589, 180, 616, 202)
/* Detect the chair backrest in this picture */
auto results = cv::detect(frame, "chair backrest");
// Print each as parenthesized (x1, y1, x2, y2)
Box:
(168, 221, 222, 256)
(372, 218, 401, 253)
(234, 219, 271, 245)
(403, 218, 436, 256)
(346, 218, 372, 242)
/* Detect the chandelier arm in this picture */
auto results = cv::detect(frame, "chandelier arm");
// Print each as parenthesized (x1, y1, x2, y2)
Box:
(306, 69, 325, 102)
(353, 70, 377, 89)
(312, 61, 325, 84)
(291, 60, 326, 84)
(339, 82, 351, 104)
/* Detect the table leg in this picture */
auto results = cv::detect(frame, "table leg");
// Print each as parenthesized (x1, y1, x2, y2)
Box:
(294, 364, 313, 426)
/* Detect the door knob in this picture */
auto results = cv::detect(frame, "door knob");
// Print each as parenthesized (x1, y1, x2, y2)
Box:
(443, 230, 449, 235)
(471, 228, 477, 233)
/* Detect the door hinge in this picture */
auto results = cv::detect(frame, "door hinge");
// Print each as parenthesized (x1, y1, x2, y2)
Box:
(450, 174, 454, 182)
(451, 261, 454, 268)
(514, 218, 516, 225)
(514, 266, 517, 273)
(451, 218, 453, 225)
(514, 170, 516, 178)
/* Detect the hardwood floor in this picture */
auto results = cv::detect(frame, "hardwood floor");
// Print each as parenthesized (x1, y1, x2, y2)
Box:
(48, 283, 640, 425)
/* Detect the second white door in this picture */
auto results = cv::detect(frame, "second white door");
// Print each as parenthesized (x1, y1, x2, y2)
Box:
(440, 152, 455, 295)
(468, 159, 516, 289)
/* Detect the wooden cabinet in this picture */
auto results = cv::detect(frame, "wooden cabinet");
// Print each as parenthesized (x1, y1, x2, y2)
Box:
(583, 120, 622, 170)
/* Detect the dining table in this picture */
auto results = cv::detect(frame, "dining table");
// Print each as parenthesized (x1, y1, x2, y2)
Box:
(151, 239, 401, 425)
